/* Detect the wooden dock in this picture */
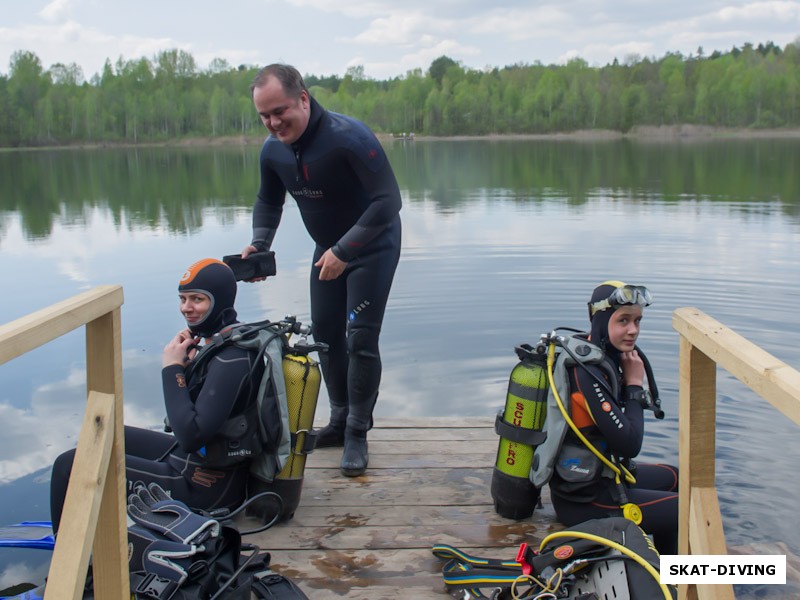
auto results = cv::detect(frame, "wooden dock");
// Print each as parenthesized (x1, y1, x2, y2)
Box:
(244, 417, 560, 599)
(243, 417, 800, 599)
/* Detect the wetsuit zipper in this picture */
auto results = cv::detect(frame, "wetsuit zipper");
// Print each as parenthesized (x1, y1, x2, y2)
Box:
(293, 146, 303, 183)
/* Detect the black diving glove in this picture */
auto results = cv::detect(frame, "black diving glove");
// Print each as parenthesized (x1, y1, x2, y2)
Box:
(128, 524, 201, 584)
(127, 483, 220, 545)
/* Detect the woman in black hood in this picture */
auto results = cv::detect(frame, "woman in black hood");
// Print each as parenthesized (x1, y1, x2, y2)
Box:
(546, 280, 679, 555)
(50, 259, 259, 532)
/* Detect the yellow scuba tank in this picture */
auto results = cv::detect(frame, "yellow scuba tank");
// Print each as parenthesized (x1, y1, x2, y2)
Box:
(246, 321, 327, 524)
(490, 344, 549, 519)
(272, 349, 322, 516)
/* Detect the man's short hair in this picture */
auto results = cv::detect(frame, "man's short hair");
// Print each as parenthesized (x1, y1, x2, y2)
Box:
(250, 64, 308, 98)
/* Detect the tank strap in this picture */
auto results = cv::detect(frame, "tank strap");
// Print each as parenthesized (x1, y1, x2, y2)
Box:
(290, 429, 317, 455)
(494, 413, 547, 446)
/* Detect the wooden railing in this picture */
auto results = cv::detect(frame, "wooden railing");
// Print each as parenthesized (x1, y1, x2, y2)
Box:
(0, 286, 130, 599)
(673, 307, 800, 600)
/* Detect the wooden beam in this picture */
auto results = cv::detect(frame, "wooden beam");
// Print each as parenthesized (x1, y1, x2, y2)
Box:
(43, 391, 115, 600)
(689, 487, 735, 600)
(86, 308, 130, 599)
(677, 333, 717, 561)
(674, 307, 800, 426)
(0, 285, 123, 365)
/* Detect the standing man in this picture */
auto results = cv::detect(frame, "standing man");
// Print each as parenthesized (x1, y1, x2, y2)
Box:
(243, 64, 402, 477)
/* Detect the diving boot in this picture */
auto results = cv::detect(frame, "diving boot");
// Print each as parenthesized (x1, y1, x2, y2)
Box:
(340, 429, 368, 477)
(314, 423, 345, 448)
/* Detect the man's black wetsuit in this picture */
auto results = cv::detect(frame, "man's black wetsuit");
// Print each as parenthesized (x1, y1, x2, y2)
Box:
(50, 343, 258, 532)
(252, 96, 402, 434)
(549, 358, 679, 555)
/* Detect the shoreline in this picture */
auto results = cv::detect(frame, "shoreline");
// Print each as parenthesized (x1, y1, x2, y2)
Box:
(3, 125, 800, 152)
(389, 125, 800, 142)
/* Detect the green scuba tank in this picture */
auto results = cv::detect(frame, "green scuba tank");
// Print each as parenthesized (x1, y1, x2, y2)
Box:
(490, 344, 549, 519)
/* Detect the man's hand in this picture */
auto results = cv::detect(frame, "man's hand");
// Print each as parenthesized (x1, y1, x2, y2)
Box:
(314, 248, 347, 280)
(240, 244, 267, 282)
(163, 328, 199, 368)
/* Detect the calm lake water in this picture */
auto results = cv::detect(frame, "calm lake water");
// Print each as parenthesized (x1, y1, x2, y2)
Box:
(1, 138, 799, 596)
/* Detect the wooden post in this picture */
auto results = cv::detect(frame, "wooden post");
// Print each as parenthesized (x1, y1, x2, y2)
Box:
(677, 335, 717, 600)
(43, 392, 116, 599)
(671, 306, 798, 600)
(85, 307, 130, 598)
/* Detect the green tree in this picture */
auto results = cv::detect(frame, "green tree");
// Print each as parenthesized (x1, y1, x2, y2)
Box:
(428, 56, 459, 87)
(8, 50, 50, 144)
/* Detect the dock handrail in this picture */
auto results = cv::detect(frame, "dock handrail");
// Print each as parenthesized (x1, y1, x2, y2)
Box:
(0, 285, 130, 599)
(673, 307, 800, 600)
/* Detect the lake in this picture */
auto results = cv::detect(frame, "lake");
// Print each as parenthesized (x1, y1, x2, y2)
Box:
(1, 137, 799, 596)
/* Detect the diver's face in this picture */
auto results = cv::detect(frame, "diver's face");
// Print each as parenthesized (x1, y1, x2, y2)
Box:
(179, 292, 211, 326)
(607, 305, 643, 352)
(253, 76, 310, 145)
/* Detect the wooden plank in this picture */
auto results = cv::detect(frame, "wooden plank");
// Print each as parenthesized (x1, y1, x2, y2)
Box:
(689, 487, 734, 600)
(44, 391, 115, 600)
(365, 426, 498, 442)
(86, 307, 129, 599)
(673, 307, 800, 426)
(317, 416, 491, 429)
(298, 467, 499, 507)
(245, 501, 558, 551)
(0, 285, 123, 365)
(247, 520, 555, 551)
(307, 451, 494, 469)
(678, 334, 717, 562)
(265, 547, 517, 600)
(274, 503, 556, 528)
(306, 442, 495, 469)
(688, 487, 729, 556)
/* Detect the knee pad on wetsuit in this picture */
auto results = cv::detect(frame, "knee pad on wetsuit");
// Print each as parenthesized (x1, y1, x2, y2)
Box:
(346, 325, 380, 359)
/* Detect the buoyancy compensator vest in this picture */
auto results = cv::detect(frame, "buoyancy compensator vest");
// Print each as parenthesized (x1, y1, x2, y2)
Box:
(185, 316, 327, 524)
(530, 332, 620, 491)
(247, 320, 326, 525)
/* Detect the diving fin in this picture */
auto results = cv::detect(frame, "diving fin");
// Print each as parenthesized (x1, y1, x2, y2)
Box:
(0, 521, 54, 550)
(0, 584, 45, 600)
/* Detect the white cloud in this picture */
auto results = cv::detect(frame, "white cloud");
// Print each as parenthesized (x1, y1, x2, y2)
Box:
(350, 12, 444, 46)
(717, 0, 800, 22)
(38, 0, 78, 23)
(3, 1, 800, 80)
(468, 6, 572, 41)
(284, 0, 401, 18)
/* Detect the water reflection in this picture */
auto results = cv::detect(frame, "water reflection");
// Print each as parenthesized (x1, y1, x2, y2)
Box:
(1, 140, 799, 597)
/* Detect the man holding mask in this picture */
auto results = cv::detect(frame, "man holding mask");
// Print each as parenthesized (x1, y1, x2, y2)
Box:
(242, 64, 402, 477)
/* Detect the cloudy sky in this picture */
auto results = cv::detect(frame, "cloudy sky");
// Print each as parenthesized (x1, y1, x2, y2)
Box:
(1, 0, 799, 80)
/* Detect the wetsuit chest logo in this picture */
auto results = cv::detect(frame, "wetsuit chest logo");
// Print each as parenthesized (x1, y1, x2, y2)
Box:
(291, 185, 324, 199)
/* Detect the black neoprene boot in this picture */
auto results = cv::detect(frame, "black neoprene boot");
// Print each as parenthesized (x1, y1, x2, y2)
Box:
(314, 423, 345, 448)
(340, 429, 368, 477)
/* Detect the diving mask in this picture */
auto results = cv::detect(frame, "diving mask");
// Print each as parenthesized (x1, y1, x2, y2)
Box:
(589, 284, 652, 317)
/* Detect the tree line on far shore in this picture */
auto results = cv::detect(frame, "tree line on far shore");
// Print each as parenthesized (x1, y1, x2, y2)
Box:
(1, 40, 798, 148)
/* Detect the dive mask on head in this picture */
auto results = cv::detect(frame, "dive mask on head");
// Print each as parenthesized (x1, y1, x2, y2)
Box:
(588, 284, 652, 317)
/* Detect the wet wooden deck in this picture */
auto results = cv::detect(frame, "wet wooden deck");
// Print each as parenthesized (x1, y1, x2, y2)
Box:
(241, 417, 800, 599)
(244, 417, 560, 599)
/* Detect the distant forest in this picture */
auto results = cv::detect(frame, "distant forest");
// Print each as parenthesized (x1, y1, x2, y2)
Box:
(1, 40, 798, 147)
